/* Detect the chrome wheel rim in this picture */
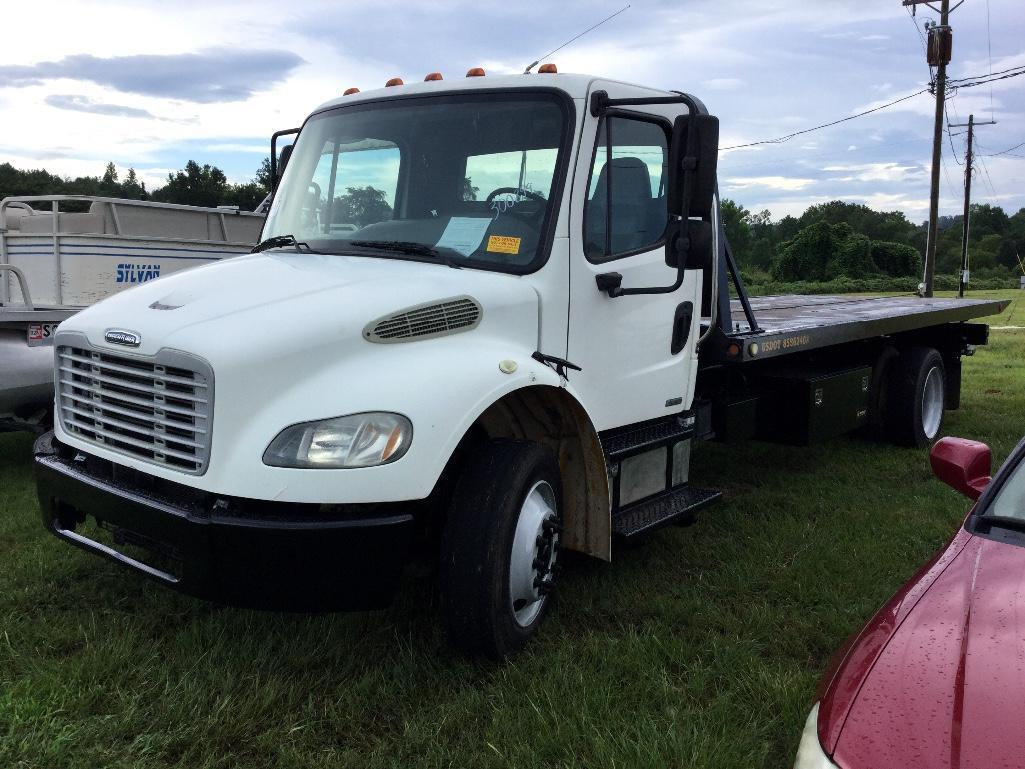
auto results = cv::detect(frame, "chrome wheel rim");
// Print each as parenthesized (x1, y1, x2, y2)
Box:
(922, 365, 944, 440)
(509, 480, 558, 628)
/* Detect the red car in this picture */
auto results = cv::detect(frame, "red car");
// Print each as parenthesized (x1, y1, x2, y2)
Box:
(795, 436, 1025, 769)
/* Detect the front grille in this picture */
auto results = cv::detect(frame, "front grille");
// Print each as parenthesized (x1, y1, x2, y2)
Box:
(365, 297, 482, 343)
(56, 343, 213, 474)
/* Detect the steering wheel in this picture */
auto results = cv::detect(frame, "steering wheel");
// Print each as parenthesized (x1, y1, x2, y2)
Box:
(485, 187, 547, 205)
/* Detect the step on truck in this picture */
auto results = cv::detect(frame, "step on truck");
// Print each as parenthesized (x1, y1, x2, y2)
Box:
(33, 69, 1007, 659)
(1, 196, 266, 432)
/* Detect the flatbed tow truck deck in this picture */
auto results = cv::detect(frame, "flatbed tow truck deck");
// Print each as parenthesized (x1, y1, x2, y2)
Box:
(708, 294, 1008, 363)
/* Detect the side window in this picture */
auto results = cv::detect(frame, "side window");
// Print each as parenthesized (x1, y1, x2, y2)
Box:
(311, 141, 401, 236)
(584, 117, 669, 261)
(463, 149, 558, 206)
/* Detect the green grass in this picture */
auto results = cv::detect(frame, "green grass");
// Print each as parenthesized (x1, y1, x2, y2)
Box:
(3, 290, 1024, 769)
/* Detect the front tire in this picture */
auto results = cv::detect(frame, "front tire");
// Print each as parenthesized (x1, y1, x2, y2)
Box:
(887, 346, 946, 448)
(439, 440, 562, 660)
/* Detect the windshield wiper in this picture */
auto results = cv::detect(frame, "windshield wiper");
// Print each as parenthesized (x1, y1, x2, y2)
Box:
(252, 234, 312, 253)
(979, 514, 1025, 533)
(349, 240, 462, 268)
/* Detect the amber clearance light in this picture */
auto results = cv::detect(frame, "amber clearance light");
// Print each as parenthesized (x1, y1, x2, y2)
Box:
(466, 67, 486, 77)
(385, 77, 404, 87)
(424, 72, 443, 81)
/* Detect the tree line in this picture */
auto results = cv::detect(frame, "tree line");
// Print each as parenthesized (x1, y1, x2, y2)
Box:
(0, 158, 272, 211)
(722, 198, 1025, 285)
(3, 159, 1023, 285)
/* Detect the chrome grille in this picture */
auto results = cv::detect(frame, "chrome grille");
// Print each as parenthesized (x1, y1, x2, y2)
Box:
(56, 343, 213, 474)
(365, 297, 482, 343)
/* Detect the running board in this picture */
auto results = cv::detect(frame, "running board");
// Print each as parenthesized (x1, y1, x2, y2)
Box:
(602, 416, 694, 461)
(612, 486, 722, 539)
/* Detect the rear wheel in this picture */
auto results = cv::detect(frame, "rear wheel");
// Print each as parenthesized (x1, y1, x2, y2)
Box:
(887, 346, 946, 447)
(439, 440, 562, 660)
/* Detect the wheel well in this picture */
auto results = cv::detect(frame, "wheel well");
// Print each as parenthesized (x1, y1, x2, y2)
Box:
(466, 385, 611, 560)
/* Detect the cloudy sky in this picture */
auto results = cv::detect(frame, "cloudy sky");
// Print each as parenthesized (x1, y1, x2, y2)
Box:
(1, 0, 1022, 222)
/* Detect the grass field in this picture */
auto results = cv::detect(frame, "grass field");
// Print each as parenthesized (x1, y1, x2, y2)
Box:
(2, 290, 1023, 769)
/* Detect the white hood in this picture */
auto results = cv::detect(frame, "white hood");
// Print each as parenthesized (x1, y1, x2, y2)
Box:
(64, 251, 540, 360)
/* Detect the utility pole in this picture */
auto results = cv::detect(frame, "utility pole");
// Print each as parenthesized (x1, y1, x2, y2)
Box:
(949, 113, 996, 297)
(903, 0, 958, 298)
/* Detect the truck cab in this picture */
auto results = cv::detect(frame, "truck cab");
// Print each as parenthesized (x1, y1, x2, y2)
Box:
(33, 70, 1004, 659)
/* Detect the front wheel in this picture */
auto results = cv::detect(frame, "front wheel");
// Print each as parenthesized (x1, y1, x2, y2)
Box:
(439, 440, 562, 660)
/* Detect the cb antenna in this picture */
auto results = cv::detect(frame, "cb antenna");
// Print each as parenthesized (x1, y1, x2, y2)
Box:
(524, 4, 632, 74)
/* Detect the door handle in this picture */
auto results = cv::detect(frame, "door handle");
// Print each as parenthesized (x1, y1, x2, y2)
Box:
(671, 301, 694, 355)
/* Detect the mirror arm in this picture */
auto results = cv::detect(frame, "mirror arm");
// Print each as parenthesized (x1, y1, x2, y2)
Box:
(590, 90, 709, 118)
(270, 127, 301, 194)
(596, 222, 689, 297)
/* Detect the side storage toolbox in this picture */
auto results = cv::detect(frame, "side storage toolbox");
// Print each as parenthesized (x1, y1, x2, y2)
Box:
(755, 365, 873, 445)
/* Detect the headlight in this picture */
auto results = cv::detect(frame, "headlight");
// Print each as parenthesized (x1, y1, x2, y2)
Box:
(263, 412, 412, 468)
(793, 703, 839, 769)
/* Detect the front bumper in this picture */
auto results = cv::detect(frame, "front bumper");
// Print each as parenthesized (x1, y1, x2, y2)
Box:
(34, 434, 415, 611)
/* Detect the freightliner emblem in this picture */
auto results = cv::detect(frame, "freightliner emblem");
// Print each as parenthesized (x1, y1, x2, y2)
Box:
(104, 329, 141, 347)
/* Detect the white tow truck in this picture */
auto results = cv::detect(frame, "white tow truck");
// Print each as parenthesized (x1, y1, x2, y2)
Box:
(1, 196, 265, 431)
(34, 69, 1006, 658)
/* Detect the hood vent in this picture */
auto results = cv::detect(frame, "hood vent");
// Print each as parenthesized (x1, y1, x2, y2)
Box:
(365, 296, 482, 343)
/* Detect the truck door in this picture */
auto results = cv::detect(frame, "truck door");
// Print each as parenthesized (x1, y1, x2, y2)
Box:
(566, 101, 702, 432)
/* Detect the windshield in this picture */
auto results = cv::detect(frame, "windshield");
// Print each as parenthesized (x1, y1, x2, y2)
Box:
(988, 455, 1025, 522)
(263, 91, 570, 272)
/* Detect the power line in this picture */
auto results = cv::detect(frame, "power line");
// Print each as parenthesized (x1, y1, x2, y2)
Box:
(948, 67, 1025, 89)
(944, 101, 965, 165)
(980, 139, 1025, 157)
(985, 0, 994, 121)
(977, 154, 997, 196)
(948, 63, 1025, 83)
(720, 89, 928, 150)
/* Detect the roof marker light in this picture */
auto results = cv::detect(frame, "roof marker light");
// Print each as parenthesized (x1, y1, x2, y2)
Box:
(424, 72, 444, 81)
(385, 77, 404, 87)
(538, 63, 558, 74)
(343, 87, 360, 95)
(466, 67, 486, 77)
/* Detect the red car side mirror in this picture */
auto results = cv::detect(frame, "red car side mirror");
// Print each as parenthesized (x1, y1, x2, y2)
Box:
(930, 437, 992, 500)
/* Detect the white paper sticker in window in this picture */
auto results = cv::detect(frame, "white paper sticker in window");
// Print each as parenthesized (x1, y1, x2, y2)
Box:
(436, 217, 491, 257)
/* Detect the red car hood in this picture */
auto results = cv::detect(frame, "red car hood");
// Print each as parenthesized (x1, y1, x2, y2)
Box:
(829, 532, 1025, 769)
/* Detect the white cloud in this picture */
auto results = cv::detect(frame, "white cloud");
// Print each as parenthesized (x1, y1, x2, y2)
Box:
(703, 78, 744, 91)
(724, 176, 816, 191)
(822, 161, 924, 183)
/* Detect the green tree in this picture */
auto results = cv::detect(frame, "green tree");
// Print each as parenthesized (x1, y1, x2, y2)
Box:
(332, 186, 393, 227)
(833, 229, 877, 277)
(871, 241, 921, 277)
(151, 161, 230, 208)
(772, 221, 879, 281)
(120, 167, 146, 199)
(223, 182, 267, 212)
(719, 198, 752, 265)
(255, 157, 272, 191)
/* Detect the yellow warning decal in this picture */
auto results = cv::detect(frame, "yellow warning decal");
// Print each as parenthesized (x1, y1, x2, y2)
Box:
(486, 235, 521, 254)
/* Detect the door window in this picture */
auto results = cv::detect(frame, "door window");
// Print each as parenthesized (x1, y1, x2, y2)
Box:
(311, 140, 401, 234)
(584, 117, 669, 261)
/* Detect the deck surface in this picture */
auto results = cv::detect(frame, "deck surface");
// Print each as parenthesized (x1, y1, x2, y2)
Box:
(716, 294, 1008, 362)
